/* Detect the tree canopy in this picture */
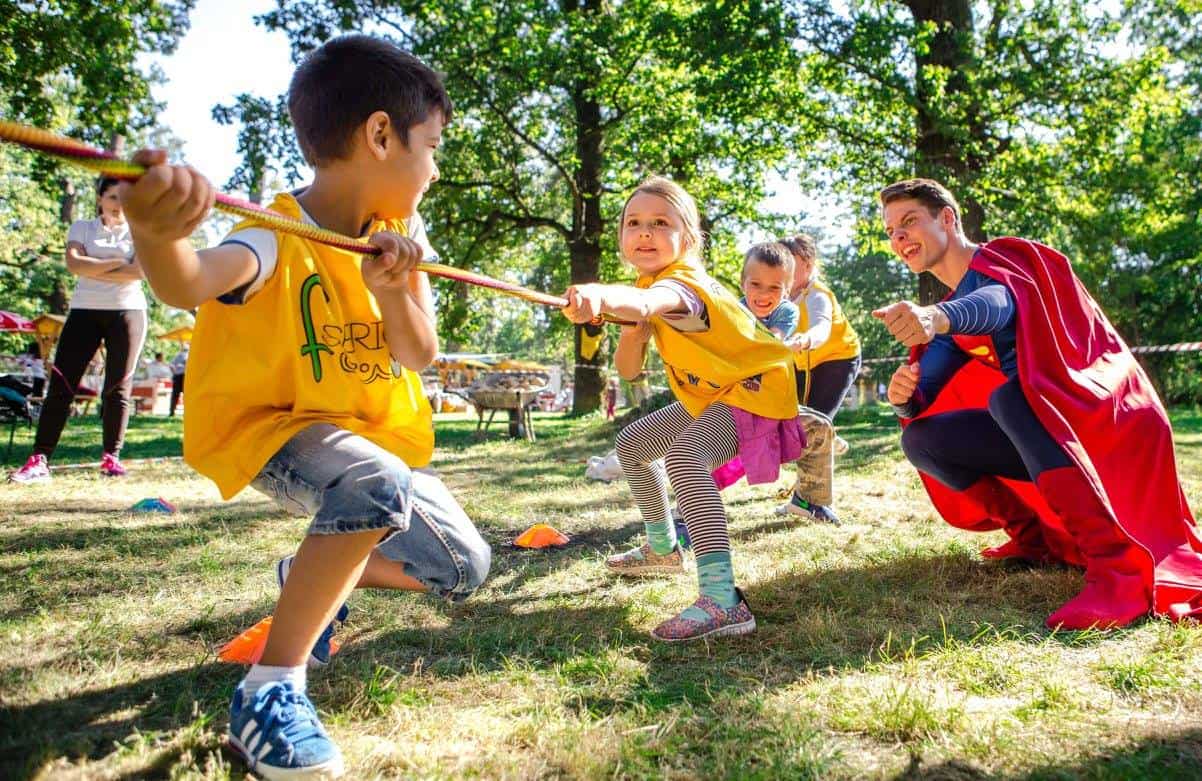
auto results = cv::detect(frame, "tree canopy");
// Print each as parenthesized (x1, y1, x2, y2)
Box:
(0, 1, 195, 352)
(223, 0, 821, 411)
(1, 1, 1199, 400)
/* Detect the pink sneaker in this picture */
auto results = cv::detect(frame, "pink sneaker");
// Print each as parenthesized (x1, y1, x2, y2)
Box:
(9, 454, 51, 484)
(100, 452, 127, 478)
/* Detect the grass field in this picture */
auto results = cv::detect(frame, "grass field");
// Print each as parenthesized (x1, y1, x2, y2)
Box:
(2, 406, 1201, 779)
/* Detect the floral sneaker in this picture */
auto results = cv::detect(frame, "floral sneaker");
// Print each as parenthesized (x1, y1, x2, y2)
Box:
(604, 542, 685, 577)
(651, 588, 756, 642)
(9, 453, 50, 484)
(100, 452, 127, 477)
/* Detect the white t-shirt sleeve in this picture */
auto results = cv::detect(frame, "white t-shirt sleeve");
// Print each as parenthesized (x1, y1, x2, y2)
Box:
(218, 227, 278, 303)
(217, 210, 433, 304)
(651, 279, 709, 333)
(66, 220, 89, 245)
(406, 212, 437, 261)
(795, 288, 834, 348)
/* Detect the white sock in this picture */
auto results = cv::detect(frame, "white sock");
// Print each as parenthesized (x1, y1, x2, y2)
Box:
(242, 663, 306, 695)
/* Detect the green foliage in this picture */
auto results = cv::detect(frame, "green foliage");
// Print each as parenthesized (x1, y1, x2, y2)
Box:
(799, 1, 1202, 399)
(211, 93, 304, 196)
(232, 0, 821, 409)
(0, 0, 195, 192)
(0, 1, 199, 354)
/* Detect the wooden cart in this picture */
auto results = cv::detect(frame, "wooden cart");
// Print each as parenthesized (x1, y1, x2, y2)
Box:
(463, 371, 549, 441)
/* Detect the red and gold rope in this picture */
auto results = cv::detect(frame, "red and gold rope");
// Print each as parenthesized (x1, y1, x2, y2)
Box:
(0, 119, 576, 310)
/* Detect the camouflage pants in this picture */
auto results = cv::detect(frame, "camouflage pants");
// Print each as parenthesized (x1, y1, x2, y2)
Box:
(791, 406, 834, 506)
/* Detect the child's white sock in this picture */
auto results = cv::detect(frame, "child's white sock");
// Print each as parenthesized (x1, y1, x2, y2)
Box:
(243, 663, 307, 694)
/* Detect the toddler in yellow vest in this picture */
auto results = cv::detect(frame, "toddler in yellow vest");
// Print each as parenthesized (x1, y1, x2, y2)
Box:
(730, 241, 841, 524)
(119, 36, 489, 780)
(773, 234, 863, 523)
(562, 177, 802, 642)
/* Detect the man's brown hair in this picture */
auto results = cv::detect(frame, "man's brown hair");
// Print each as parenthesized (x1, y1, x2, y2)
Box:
(878, 178, 962, 228)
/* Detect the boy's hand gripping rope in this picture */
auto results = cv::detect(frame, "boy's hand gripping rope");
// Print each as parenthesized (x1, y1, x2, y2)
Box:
(0, 119, 624, 320)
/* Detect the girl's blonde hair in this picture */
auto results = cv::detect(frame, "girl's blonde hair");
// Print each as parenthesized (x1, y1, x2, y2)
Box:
(619, 175, 705, 259)
(779, 233, 821, 280)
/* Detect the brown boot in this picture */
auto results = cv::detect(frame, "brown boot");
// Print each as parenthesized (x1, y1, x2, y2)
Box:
(1037, 467, 1151, 630)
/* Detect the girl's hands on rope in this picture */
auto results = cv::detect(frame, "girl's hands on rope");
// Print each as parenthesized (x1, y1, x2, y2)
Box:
(784, 333, 812, 352)
(562, 284, 606, 324)
(872, 301, 949, 346)
(118, 149, 216, 243)
(362, 232, 423, 292)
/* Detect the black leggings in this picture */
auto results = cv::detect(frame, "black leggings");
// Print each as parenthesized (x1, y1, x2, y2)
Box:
(170, 373, 184, 416)
(796, 354, 861, 419)
(34, 308, 147, 458)
(899, 376, 1071, 491)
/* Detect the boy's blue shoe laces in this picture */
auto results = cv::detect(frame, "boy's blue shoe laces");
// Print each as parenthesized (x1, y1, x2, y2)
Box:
(231, 681, 339, 772)
(251, 684, 325, 760)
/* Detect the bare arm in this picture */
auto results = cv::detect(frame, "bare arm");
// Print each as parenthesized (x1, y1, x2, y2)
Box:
(118, 150, 249, 310)
(363, 233, 438, 371)
(408, 267, 435, 323)
(99, 258, 145, 282)
(135, 241, 257, 310)
(614, 322, 652, 380)
(562, 282, 685, 323)
(65, 242, 127, 279)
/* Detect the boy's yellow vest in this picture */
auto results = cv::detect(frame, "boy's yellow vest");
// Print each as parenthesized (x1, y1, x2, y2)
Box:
(793, 279, 861, 369)
(185, 193, 433, 498)
(637, 261, 797, 420)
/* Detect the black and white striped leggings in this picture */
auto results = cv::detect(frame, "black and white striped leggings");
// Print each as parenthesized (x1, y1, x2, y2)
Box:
(615, 401, 738, 557)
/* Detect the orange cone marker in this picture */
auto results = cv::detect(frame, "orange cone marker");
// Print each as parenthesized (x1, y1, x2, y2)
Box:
(514, 523, 570, 549)
(217, 618, 345, 665)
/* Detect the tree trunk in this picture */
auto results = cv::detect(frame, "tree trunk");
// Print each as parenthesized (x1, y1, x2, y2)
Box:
(59, 178, 75, 224)
(903, 0, 985, 304)
(444, 280, 469, 352)
(567, 0, 606, 414)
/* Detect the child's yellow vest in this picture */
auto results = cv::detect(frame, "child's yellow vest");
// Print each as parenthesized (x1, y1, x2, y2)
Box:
(638, 261, 797, 420)
(793, 279, 861, 369)
(185, 193, 434, 498)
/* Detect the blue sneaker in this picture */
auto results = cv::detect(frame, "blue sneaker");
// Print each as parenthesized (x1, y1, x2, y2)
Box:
(670, 507, 692, 551)
(228, 680, 344, 779)
(277, 556, 350, 668)
(774, 492, 840, 525)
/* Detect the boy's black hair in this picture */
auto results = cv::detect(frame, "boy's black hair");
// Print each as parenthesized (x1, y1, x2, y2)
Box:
(288, 34, 453, 166)
(742, 241, 796, 279)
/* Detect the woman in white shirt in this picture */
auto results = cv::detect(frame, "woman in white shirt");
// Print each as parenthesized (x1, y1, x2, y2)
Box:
(9, 177, 147, 483)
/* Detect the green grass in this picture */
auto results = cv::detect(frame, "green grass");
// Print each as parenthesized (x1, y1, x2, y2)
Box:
(1, 406, 1201, 779)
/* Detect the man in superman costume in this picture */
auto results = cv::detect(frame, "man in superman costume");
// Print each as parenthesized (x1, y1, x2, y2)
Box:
(872, 178, 1202, 630)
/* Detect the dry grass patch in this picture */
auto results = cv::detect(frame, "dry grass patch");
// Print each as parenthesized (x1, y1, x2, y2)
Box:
(2, 407, 1201, 779)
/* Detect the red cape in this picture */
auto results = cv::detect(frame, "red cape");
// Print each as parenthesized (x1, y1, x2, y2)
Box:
(908, 237, 1202, 620)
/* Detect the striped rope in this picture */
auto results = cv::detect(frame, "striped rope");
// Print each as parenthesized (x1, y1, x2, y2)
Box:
(1131, 342, 1202, 355)
(0, 120, 583, 312)
(860, 342, 1202, 367)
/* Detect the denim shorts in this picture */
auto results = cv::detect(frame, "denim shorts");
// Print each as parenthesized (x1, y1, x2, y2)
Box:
(251, 423, 491, 600)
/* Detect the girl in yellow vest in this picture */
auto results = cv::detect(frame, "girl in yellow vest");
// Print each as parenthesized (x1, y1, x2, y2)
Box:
(562, 177, 802, 642)
(782, 234, 862, 416)
(776, 234, 862, 522)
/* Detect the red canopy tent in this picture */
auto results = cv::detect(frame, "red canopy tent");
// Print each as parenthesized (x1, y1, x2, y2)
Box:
(0, 311, 34, 333)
